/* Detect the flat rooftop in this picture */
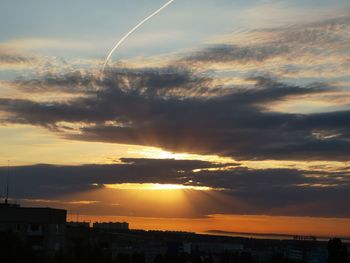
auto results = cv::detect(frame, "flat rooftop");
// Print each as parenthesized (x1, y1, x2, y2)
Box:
(0, 204, 66, 224)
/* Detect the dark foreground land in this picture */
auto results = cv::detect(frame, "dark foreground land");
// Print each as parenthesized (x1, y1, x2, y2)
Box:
(1, 226, 349, 263)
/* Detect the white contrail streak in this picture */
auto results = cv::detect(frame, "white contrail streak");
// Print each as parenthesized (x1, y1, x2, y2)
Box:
(103, 0, 175, 71)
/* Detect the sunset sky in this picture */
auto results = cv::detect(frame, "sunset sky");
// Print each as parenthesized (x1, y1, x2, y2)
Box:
(0, 0, 350, 237)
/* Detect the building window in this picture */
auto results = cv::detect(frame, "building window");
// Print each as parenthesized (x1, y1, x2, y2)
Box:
(30, 224, 40, 232)
(55, 224, 60, 234)
(28, 224, 42, 235)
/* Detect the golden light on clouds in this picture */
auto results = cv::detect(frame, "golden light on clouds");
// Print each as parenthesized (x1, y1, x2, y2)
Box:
(126, 147, 234, 163)
(103, 183, 213, 191)
(1, 124, 347, 174)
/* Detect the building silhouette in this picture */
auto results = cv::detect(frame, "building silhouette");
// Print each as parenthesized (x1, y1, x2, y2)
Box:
(93, 221, 129, 231)
(0, 203, 66, 255)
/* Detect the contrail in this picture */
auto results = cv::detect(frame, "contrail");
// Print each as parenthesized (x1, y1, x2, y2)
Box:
(103, 0, 175, 71)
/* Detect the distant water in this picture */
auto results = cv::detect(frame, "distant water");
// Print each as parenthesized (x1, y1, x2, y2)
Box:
(204, 230, 350, 243)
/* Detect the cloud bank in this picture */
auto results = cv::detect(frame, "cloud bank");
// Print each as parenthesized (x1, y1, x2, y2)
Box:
(1, 69, 349, 161)
(0, 158, 349, 218)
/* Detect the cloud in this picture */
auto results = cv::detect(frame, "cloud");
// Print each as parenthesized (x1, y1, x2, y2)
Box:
(0, 42, 73, 73)
(1, 14, 349, 162)
(0, 68, 349, 161)
(187, 15, 350, 80)
(0, 46, 36, 69)
(186, 44, 290, 64)
(0, 5, 349, 221)
(0, 158, 232, 204)
(0, 158, 348, 218)
(13, 70, 99, 94)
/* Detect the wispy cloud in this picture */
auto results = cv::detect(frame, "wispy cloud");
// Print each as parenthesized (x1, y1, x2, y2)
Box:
(0, 45, 37, 70)
(186, 15, 350, 80)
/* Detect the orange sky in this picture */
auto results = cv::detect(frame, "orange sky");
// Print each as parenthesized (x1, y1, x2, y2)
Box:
(67, 213, 350, 238)
(16, 184, 350, 238)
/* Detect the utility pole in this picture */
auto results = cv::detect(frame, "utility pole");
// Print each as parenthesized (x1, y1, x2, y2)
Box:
(5, 160, 9, 204)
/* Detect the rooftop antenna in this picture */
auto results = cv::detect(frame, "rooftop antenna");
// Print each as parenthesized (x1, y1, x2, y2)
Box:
(5, 160, 9, 204)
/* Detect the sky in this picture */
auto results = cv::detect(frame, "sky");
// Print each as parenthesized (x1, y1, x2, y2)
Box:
(0, 0, 350, 237)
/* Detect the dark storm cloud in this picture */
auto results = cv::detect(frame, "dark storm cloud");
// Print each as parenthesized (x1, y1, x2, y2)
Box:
(0, 158, 349, 218)
(1, 69, 349, 161)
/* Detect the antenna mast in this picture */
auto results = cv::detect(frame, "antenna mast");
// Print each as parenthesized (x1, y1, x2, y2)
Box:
(5, 160, 9, 204)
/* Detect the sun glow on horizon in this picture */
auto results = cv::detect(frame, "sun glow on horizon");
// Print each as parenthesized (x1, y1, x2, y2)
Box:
(103, 183, 213, 191)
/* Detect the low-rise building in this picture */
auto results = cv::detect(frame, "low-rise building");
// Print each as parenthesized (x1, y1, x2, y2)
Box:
(66, 221, 90, 228)
(0, 203, 66, 255)
(93, 221, 129, 231)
